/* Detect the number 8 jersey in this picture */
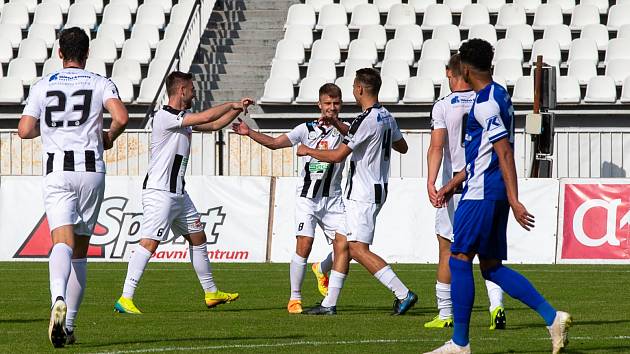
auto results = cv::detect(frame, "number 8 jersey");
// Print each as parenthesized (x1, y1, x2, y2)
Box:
(22, 68, 120, 175)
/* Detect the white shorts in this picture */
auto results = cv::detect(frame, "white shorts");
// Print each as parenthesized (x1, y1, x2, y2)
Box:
(344, 198, 381, 245)
(43, 171, 105, 236)
(435, 192, 462, 242)
(140, 189, 204, 241)
(295, 194, 346, 239)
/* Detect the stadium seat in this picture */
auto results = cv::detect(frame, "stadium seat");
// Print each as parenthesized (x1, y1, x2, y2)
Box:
(0, 3, 30, 29)
(274, 39, 305, 64)
(306, 0, 333, 12)
(295, 76, 328, 103)
(532, 4, 563, 31)
(110, 76, 134, 103)
(136, 4, 166, 28)
(547, 0, 575, 14)
(347, 39, 378, 64)
(385, 4, 416, 30)
(417, 59, 447, 83)
(580, 0, 608, 14)
(381, 59, 411, 85)
(321, 24, 349, 50)
(310, 39, 341, 63)
(375, 0, 401, 13)
(432, 24, 461, 50)
(394, 24, 423, 50)
(112, 58, 142, 85)
(136, 75, 163, 103)
(66, 2, 97, 29)
(77, 0, 103, 13)
(260, 77, 294, 104)
(0, 77, 24, 103)
(495, 4, 526, 30)
(419, 39, 451, 64)
(402, 76, 434, 103)
(505, 24, 534, 50)
(349, 4, 380, 29)
(340, 0, 367, 13)
(169, 2, 193, 24)
(306, 59, 336, 83)
(605, 59, 630, 85)
(467, 24, 497, 46)
(493, 59, 523, 85)
(0, 24, 23, 49)
(459, 4, 490, 30)
(478, 0, 506, 13)
(33, 2, 63, 29)
(511, 76, 534, 103)
(584, 76, 617, 102)
(620, 76, 630, 103)
(543, 25, 572, 50)
(102, 2, 133, 29)
(270, 59, 300, 84)
(492, 38, 523, 63)
(513, 0, 540, 13)
(409, 0, 436, 13)
(97, 24, 126, 49)
(155, 38, 179, 60)
(131, 24, 160, 49)
(569, 4, 599, 30)
(445, 0, 471, 13)
(89, 38, 118, 64)
(285, 4, 316, 29)
(316, 4, 347, 29)
(580, 24, 609, 51)
(439, 78, 451, 97)
(567, 59, 597, 84)
(0, 38, 12, 63)
(27, 24, 56, 48)
(85, 58, 106, 76)
(556, 76, 581, 103)
(7, 58, 37, 84)
(285, 25, 314, 49)
(619, 24, 630, 39)
(421, 4, 452, 30)
(335, 76, 356, 103)
(358, 25, 387, 50)
(121, 39, 152, 65)
(144, 0, 171, 13)
(17, 38, 47, 64)
(42, 0, 69, 14)
(384, 39, 415, 66)
(605, 38, 630, 64)
(11, 0, 37, 13)
(567, 39, 599, 64)
(530, 39, 561, 66)
(493, 76, 509, 90)
(344, 59, 373, 77)
(378, 75, 400, 103)
(147, 58, 174, 79)
(42, 57, 62, 75)
(607, 4, 630, 31)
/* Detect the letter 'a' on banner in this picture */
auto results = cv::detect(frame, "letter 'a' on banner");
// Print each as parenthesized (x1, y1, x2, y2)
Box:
(557, 179, 630, 264)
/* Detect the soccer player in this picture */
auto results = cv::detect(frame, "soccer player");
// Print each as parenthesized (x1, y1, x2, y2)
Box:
(231, 83, 347, 314)
(425, 39, 571, 354)
(18, 27, 129, 348)
(425, 54, 506, 330)
(297, 68, 417, 315)
(113, 71, 252, 315)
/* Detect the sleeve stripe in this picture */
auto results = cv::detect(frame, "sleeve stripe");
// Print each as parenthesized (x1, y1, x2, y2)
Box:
(489, 131, 508, 142)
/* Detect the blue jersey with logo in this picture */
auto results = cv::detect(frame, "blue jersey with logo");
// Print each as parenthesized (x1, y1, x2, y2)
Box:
(461, 82, 515, 201)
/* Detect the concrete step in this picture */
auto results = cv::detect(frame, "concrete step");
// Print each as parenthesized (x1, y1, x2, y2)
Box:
(200, 38, 280, 47)
(204, 53, 275, 64)
(219, 0, 300, 10)
(210, 10, 291, 23)
(198, 45, 277, 55)
(202, 29, 285, 40)
(206, 21, 285, 30)
(197, 81, 265, 90)
(191, 71, 271, 81)
(201, 89, 263, 101)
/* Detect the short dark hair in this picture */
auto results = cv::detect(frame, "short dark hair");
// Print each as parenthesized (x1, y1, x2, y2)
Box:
(318, 83, 342, 99)
(59, 27, 89, 62)
(355, 68, 381, 96)
(165, 71, 193, 96)
(447, 53, 462, 77)
(458, 39, 494, 73)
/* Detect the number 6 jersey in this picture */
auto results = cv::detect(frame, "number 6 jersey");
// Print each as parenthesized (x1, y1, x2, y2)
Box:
(22, 68, 120, 175)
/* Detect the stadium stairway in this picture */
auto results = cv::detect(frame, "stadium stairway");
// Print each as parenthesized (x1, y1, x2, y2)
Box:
(190, 0, 300, 127)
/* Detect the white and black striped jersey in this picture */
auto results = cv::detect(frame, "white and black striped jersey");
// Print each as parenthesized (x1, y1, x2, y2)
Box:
(342, 104, 402, 204)
(286, 121, 346, 198)
(22, 68, 120, 175)
(142, 106, 191, 194)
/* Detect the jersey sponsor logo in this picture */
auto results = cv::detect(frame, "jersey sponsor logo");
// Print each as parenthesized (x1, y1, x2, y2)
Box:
(451, 96, 460, 104)
(485, 115, 502, 131)
(308, 131, 318, 140)
(49, 73, 59, 82)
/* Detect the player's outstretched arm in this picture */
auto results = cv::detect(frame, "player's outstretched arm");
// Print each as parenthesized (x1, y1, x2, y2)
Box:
(494, 137, 535, 231)
(392, 137, 408, 154)
(297, 143, 351, 163)
(427, 128, 447, 207)
(103, 98, 129, 150)
(18, 116, 40, 139)
(231, 118, 292, 150)
(188, 98, 253, 131)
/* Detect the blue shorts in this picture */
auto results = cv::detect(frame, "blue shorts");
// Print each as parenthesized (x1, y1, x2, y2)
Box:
(451, 199, 509, 260)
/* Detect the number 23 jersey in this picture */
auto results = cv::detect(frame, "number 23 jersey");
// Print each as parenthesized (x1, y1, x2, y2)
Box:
(22, 68, 120, 174)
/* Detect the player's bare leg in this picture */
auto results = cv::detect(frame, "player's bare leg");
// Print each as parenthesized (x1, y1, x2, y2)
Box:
(48, 225, 75, 347)
(64, 235, 90, 344)
(288, 236, 314, 313)
(185, 231, 239, 308)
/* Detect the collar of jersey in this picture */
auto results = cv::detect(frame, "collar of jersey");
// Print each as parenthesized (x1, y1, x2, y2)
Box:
(163, 105, 185, 116)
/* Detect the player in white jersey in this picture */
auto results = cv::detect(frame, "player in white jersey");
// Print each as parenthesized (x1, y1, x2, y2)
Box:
(113, 71, 252, 314)
(297, 68, 417, 316)
(425, 54, 506, 330)
(231, 83, 348, 314)
(18, 27, 129, 348)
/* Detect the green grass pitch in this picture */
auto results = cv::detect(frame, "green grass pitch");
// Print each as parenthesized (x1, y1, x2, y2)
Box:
(1, 262, 629, 353)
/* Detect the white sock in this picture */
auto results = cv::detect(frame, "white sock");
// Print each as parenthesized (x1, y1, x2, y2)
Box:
(122, 245, 153, 299)
(485, 280, 504, 311)
(289, 253, 307, 300)
(319, 252, 334, 274)
(190, 244, 218, 293)
(436, 281, 452, 319)
(321, 270, 346, 307)
(374, 265, 409, 300)
(65, 258, 87, 332)
(49, 243, 73, 305)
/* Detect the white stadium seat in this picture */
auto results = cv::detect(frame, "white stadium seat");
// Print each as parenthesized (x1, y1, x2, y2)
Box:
(580, 24, 609, 51)
(494, 38, 524, 63)
(85, 58, 106, 76)
(121, 38, 152, 64)
(568, 59, 597, 84)
(0, 77, 24, 103)
(530, 39, 561, 67)
(42, 0, 69, 13)
(505, 24, 533, 50)
(467, 24, 497, 46)
(144, 0, 171, 13)
(569, 4, 599, 30)
(358, 25, 387, 50)
(27, 24, 56, 48)
(495, 4, 526, 30)
(556, 76, 581, 103)
(340, 0, 367, 13)
(76, 0, 103, 13)
(306, 59, 336, 83)
(478, 0, 506, 13)
(580, 0, 608, 14)
(0, 3, 30, 29)
(136, 4, 166, 28)
(101, 3, 132, 29)
(110, 76, 134, 103)
(97, 24, 126, 49)
(349, 4, 380, 29)
(7, 58, 37, 84)
(89, 37, 118, 64)
(136, 75, 163, 103)
(274, 39, 305, 64)
(316, 3, 347, 29)
(384, 39, 415, 66)
(381, 59, 410, 85)
(493, 59, 523, 85)
(532, 4, 563, 30)
(620, 76, 630, 103)
(444, 0, 471, 13)
(567, 39, 599, 64)
(547, 0, 575, 14)
(285, 4, 316, 29)
(321, 25, 350, 50)
(394, 24, 423, 50)
(155, 38, 179, 60)
(285, 25, 314, 49)
(131, 24, 160, 49)
(66, 2, 97, 29)
(375, 0, 401, 13)
(260, 77, 294, 104)
(385, 4, 416, 30)
(543, 25, 572, 50)
(419, 39, 451, 64)
(459, 4, 490, 30)
(11, 0, 37, 13)
(33, 2, 63, 29)
(112, 58, 142, 85)
(270, 59, 300, 84)
(0, 24, 23, 48)
(417, 59, 447, 84)
(0, 38, 13, 63)
(409, 0, 436, 13)
(43, 57, 62, 75)
(605, 38, 630, 64)
(511, 76, 534, 103)
(335, 76, 356, 103)
(439, 77, 451, 97)
(295, 76, 328, 103)
(344, 59, 373, 78)
(432, 24, 461, 50)
(421, 4, 452, 30)
(607, 4, 630, 31)
(605, 59, 630, 85)
(306, 0, 332, 12)
(147, 58, 175, 79)
(378, 75, 400, 103)
(310, 39, 341, 63)
(17, 38, 47, 63)
(618, 24, 630, 39)
(347, 39, 378, 64)
(514, 0, 540, 13)
(403, 76, 434, 103)
(584, 76, 616, 102)
(169, 3, 193, 24)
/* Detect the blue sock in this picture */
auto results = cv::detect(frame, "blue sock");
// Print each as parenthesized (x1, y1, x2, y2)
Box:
(450, 257, 474, 347)
(482, 264, 556, 326)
